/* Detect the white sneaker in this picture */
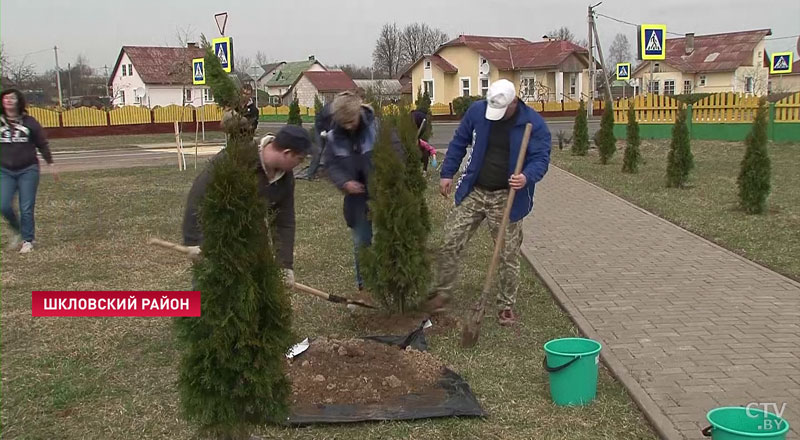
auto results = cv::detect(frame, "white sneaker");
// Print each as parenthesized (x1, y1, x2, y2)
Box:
(6, 234, 22, 251)
(19, 241, 33, 254)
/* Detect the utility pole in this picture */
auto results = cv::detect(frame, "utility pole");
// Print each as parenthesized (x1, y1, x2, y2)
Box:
(67, 62, 73, 105)
(587, 5, 596, 117)
(590, 12, 613, 101)
(54, 46, 63, 108)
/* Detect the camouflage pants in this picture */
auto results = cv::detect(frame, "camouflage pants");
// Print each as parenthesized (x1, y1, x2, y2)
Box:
(433, 187, 524, 311)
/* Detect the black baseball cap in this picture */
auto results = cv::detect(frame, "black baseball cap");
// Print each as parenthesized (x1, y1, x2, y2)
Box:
(274, 125, 312, 154)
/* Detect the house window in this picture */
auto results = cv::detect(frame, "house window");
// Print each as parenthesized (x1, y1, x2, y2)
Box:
(119, 90, 125, 105)
(569, 74, 577, 98)
(121, 65, 126, 76)
(480, 78, 489, 96)
(520, 77, 535, 99)
(134, 92, 142, 105)
(185, 88, 192, 102)
(648, 80, 660, 94)
(422, 80, 434, 100)
(424, 60, 431, 70)
(203, 88, 214, 102)
(699, 75, 707, 86)
(460, 78, 471, 97)
(683, 80, 692, 94)
(653, 63, 661, 73)
(744, 76, 754, 94)
(664, 80, 675, 95)
(128, 64, 133, 76)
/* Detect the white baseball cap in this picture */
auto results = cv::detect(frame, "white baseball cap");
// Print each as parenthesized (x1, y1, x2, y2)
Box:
(485, 79, 517, 121)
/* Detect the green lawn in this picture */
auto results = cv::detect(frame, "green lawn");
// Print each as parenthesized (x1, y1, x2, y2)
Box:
(1, 165, 656, 439)
(552, 139, 800, 281)
(49, 132, 227, 152)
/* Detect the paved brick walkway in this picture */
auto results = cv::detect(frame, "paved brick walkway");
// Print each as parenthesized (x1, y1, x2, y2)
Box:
(521, 167, 799, 440)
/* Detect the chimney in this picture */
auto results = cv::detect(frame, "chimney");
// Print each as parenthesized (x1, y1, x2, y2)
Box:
(308, 55, 315, 61)
(685, 33, 695, 55)
(187, 42, 198, 48)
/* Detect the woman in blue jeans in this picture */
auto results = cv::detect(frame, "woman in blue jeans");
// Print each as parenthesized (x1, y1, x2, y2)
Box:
(1, 89, 58, 253)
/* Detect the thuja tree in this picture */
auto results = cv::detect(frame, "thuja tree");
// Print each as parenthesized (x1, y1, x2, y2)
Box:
(596, 100, 617, 164)
(175, 47, 294, 439)
(288, 99, 302, 126)
(737, 97, 771, 214)
(361, 107, 431, 314)
(622, 101, 642, 173)
(572, 101, 589, 156)
(665, 106, 694, 188)
(415, 89, 433, 141)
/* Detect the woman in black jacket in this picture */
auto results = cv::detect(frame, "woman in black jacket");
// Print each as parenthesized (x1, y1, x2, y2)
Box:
(1, 89, 58, 253)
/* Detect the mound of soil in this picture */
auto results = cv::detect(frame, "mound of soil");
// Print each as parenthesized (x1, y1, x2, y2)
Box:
(287, 337, 446, 406)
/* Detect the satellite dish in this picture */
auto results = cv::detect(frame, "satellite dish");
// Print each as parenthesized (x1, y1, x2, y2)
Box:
(479, 59, 490, 76)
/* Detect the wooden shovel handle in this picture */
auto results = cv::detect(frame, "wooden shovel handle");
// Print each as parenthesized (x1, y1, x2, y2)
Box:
(481, 122, 532, 294)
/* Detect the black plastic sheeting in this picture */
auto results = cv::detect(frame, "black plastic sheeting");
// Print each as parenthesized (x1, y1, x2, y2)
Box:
(285, 321, 487, 425)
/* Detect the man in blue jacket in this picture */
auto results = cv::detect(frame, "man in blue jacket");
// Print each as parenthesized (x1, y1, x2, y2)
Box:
(425, 79, 551, 325)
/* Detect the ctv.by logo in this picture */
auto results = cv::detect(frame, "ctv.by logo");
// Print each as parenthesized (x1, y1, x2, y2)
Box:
(746, 402, 788, 430)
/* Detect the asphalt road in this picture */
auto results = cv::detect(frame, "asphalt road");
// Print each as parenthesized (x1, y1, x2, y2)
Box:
(45, 119, 601, 174)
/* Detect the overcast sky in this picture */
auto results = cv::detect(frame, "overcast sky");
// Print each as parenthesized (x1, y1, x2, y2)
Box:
(2, 0, 798, 75)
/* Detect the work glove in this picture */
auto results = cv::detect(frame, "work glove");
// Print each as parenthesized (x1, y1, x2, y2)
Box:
(186, 246, 201, 260)
(282, 268, 295, 288)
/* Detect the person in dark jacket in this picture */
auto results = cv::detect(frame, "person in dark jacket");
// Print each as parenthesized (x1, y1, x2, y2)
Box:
(182, 125, 312, 286)
(297, 101, 333, 181)
(423, 79, 551, 325)
(321, 91, 383, 291)
(242, 85, 259, 134)
(1, 88, 59, 253)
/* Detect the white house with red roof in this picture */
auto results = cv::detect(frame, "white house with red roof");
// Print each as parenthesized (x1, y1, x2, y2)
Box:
(292, 70, 358, 108)
(108, 44, 213, 107)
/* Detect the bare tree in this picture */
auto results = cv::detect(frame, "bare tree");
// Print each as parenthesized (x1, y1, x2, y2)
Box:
(607, 33, 632, 70)
(546, 27, 577, 42)
(736, 67, 769, 96)
(174, 25, 197, 47)
(255, 51, 270, 67)
(372, 23, 403, 78)
(332, 64, 387, 79)
(400, 23, 449, 66)
(0, 44, 7, 80)
(7, 56, 36, 88)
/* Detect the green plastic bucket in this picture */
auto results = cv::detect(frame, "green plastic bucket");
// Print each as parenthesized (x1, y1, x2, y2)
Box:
(543, 337, 602, 406)
(702, 407, 790, 439)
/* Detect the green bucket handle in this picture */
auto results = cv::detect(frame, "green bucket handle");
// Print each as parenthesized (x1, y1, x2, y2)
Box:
(543, 355, 581, 373)
(701, 426, 712, 437)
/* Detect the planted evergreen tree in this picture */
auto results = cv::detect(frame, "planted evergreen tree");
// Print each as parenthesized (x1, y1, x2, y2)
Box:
(666, 106, 694, 188)
(622, 101, 642, 173)
(572, 100, 589, 156)
(313, 94, 324, 117)
(175, 47, 294, 440)
(596, 100, 617, 164)
(288, 99, 302, 126)
(415, 89, 433, 141)
(361, 107, 431, 314)
(737, 98, 771, 214)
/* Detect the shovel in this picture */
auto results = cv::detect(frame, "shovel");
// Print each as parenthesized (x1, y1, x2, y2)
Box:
(147, 238, 376, 309)
(460, 122, 532, 348)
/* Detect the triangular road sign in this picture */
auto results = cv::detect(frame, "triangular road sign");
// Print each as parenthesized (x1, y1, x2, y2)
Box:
(214, 12, 228, 35)
(195, 64, 203, 78)
(774, 57, 789, 70)
(619, 66, 628, 76)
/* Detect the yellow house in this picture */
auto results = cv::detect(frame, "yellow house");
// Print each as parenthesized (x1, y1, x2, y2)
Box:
(404, 35, 595, 106)
(632, 29, 772, 96)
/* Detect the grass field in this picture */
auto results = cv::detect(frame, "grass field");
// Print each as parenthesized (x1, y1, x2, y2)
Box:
(1, 165, 656, 439)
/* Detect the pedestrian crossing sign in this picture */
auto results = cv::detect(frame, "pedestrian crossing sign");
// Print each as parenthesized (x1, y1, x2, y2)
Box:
(639, 24, 666, 60)
(616, 63, 631, 80)
(212, 36, 234, 73)
(770, 52, 793, 74)
(192, 58, 205, 85)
